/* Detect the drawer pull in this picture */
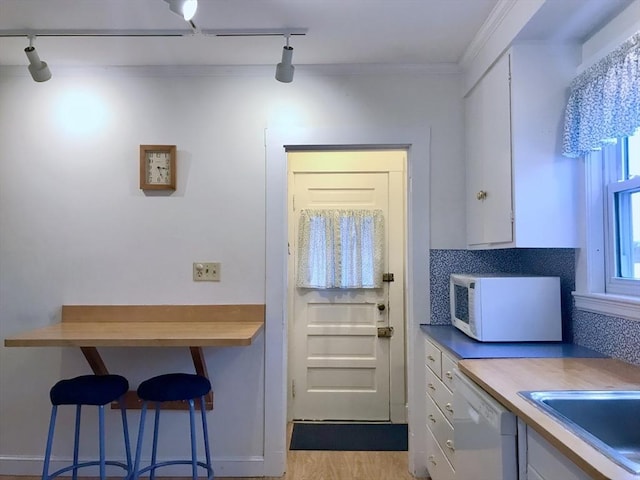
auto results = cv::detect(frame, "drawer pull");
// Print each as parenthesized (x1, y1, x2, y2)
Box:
(445, 371, 453, 380)
(428, 455, 437, 466)
(428, 383, 436, 391)
(445, 403, 453, 413)
(428, 414, 436, 423)
(446, 439, 455, 451)
(427, 355, 436, 362)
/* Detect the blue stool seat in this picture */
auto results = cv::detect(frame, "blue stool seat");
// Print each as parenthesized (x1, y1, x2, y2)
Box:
(137, 373, 211, 403)
(132, 373, 214, 480)
(43, 374, 132, 480)
(50, 374, 129, 405)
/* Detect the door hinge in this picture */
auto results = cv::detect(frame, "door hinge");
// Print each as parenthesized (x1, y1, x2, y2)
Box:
(292, 380, 296, 398)
(382, 273, 395, 282)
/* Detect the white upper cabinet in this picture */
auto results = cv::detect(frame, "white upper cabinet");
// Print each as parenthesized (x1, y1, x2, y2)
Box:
(464, 44, 580, 249)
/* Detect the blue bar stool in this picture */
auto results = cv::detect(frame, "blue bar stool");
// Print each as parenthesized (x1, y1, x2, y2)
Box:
(132, 373, 214, 480)
(42, 374, 131, 480)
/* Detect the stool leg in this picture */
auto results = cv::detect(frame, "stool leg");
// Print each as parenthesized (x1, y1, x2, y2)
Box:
(188, 399, 198, 480)
(199, 396, 213, 479)
(118, 396, 132, 474)
(150, 403, 161, 480)
(132, 402, 148, 480)
(98, 405, 106, 480)
(42, 405, 58, 480)
(72, 405, 82, 480)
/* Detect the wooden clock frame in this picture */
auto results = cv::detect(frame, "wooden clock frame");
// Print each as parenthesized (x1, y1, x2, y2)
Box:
(139, 144, 177, 191)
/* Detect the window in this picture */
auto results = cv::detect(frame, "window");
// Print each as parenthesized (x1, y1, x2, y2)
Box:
(564, 31, 640, 319)
(574, 136, 640, 321)
(604, 132, 640, 296)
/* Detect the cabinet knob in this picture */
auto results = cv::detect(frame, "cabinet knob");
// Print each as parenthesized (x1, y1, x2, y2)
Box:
(476, 190, 487, 200)
(446, 439, 455, 451)
(428, 455, 437, 465)
(428, 383, 436, 391)
(445, 371, 453, 380)
(427, 355, 435, 362)
(445, 403, 454, 413)
(428, 414, 436, 423)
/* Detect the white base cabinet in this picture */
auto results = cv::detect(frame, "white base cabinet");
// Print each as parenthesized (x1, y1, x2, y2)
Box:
(518, 419, 591, 480)
(464, 43, 580, 249)
(424, 338, 458, 480)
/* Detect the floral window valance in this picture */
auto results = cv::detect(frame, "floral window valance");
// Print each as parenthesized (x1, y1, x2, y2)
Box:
(563, 32, 640, 158)
(296, 209, 384, 289)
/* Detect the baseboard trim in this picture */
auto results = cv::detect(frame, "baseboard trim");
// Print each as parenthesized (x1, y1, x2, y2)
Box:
(0, 455, 265, 477)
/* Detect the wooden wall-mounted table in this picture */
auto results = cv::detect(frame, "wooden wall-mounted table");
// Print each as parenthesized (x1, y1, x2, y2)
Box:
(4, 305, 265, 410)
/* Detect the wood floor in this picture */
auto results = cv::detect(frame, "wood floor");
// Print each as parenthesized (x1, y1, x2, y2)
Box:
(234, 422, 416, 480)
(0, 424, 418, 480)
(0, 451, 415, 480)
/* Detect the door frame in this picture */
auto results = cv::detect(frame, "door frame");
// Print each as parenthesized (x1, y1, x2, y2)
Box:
(264, 126, 431, 477)
(286, 151, 407, 423)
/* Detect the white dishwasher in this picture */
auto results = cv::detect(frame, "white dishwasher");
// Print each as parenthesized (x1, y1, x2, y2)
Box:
(453, 370, 517, 480)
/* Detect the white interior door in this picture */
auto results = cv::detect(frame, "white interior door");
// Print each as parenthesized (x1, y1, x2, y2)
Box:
(288, 150, 405, 422)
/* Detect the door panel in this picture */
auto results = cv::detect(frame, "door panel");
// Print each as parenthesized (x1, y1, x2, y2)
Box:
(288, 150, 405, 422)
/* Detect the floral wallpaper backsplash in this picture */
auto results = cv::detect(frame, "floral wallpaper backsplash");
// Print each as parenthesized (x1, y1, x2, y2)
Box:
(429, 249, 640, 364)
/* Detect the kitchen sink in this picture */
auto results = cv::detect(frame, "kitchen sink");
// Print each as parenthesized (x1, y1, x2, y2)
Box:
(519, 390, 640, 474)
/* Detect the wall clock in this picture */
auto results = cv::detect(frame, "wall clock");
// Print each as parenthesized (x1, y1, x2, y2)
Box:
(139, 145, 177, 191)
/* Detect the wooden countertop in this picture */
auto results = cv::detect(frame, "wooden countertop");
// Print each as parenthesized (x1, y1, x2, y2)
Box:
(4, 304, 265, 348)
(4, 321, 264, 347)
(459, 358, 640, 480)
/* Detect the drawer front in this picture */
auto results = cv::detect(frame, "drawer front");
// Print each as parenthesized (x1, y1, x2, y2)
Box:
(426, 366, 454, 423)
(426, 393, 455, 466)
(426, 426, 455, 480)
(441, 353, 457, 392)
(425, 338, 442, 378)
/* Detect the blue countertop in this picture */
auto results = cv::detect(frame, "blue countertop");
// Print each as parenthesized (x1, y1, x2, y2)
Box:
(420, 324, 607, 360)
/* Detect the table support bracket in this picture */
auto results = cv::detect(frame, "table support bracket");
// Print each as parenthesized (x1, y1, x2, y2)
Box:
(79, 346, 213, 411)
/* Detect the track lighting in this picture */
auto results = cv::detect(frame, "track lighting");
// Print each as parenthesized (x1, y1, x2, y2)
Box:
(164, 0, 198, 21)
(24, 36, 51, 82)
(275, 36, 295, 83)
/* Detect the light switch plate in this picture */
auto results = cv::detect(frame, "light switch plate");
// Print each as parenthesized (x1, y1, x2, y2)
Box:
(193, 262, 220, 281)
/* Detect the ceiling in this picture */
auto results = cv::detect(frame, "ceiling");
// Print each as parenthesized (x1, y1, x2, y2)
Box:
(0, 0, 635, 68)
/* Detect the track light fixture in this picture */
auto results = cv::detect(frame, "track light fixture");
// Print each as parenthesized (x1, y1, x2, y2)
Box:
(275, 36, 295, 83)
(164, 0, 198, 21)
(24, 36, 51, 82)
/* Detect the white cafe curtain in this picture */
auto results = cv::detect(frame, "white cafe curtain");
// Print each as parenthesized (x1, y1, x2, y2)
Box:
(296, 209, 384, 289)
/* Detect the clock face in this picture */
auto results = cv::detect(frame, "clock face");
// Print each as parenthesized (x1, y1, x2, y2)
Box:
(146, 151, 171, 185)
(139, 144, 176, 191)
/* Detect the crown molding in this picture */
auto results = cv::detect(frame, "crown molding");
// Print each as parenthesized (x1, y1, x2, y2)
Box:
(459, 0, 518, 68)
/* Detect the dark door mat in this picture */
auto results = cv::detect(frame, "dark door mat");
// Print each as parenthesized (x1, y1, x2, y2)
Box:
(289, 422, 408, 451)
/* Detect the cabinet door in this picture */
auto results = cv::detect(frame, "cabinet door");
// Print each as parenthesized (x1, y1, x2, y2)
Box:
(465, 67, 485, 245)
(526, 425, 591, 480)
(465, 53, 513, 245)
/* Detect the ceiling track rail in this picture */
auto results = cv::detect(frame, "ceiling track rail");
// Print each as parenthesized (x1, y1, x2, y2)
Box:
(0, 28, 308, 38)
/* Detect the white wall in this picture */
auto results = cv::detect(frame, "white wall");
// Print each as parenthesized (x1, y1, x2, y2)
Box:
(580, 0, 640, 71)
(0, 65, 465, 476)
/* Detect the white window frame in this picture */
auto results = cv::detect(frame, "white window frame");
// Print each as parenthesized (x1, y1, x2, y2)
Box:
(574, 145, 640, 321)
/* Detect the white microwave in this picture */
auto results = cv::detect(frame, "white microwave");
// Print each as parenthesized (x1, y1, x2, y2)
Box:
(449, 273, 562, 342)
